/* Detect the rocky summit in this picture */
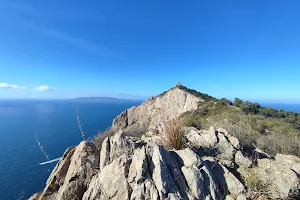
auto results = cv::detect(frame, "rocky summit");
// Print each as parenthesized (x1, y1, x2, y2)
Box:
(30, 85, 300, 200)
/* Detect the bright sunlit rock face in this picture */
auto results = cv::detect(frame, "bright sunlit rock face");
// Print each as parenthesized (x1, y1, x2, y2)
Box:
(30, 86, 300, 200)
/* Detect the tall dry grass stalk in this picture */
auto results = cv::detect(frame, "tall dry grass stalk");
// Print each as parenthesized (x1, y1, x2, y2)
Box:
(76, 106, 85, 141)
(35, 134, 50, 162)
(163, 118, 185, 150)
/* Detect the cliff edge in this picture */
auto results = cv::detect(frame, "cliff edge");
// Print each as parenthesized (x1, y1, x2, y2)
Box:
(30, 85, 300, 200)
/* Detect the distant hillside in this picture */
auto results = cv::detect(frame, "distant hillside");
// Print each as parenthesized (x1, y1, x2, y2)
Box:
(72, 97, 131, 101)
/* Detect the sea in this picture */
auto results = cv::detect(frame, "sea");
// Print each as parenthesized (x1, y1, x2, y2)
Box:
(0, 100, 299, 200)
(0, 100, 141, 200)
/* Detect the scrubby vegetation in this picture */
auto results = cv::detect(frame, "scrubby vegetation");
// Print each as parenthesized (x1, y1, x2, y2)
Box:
(183, 99, 300, 157)
(93, 128, 115, 149)
(177, 85, 217, 101)
(241, 168, 271, 199)
(233, 98, 300, 126)
(157, 85, 216, 101)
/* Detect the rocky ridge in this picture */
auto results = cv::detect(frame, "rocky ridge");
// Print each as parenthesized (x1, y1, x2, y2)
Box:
(30, 86, 300, 200)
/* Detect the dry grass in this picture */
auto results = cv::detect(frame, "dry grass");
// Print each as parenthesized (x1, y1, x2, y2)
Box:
(92, 127, 115, 149)
(76, 107, 85, 141)
(241, 168, 271, 199)
(163, 118, 185, 150)
(183, 103, 300, 157)
(35, 134, 51, 162)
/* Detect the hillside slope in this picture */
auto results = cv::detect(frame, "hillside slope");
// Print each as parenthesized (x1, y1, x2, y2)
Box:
(30, 85, 300, 200)
(111, 85, 205, 133)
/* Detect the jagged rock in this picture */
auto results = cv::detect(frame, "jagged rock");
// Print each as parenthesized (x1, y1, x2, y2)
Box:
(254, 157, 300, 199)
(275, 154, 300, 174)
(146, 144, 185, 199)
(112, 87, 203, 131)
(227, 136, 240, 149)
(28, 193, 39, 200)
(216, 132, 237, 161)
(32, 127, 300, 200)
(130, 180, 159, 200)
(39, 141, 99, 200)
(128, 146, 148, 187)
(217, 128, 229, 137)
(173, 148, 202, 168)
(30, 86, 300, 200)
(181, 166, 205, 199)
(186, 126, 218, 148)
(203, 157, 245, 196)
(83, 155, 131, 200)
(99, 137, 110, 170)
(173, 148, 218, 199)
(235, 151, 252, 168)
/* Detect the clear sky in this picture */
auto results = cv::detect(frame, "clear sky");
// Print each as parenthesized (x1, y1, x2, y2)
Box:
(0, 0, 300, 102)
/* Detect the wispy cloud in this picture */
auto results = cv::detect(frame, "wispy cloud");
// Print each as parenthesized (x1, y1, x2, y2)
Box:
(0, 82, 26, 89)
(34, 85, 58, 92)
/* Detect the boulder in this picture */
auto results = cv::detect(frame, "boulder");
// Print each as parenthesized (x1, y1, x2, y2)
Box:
(203, 157, 245, 196)
(216, 132, 237, 161)
(39, 141, 99, 200)
(227, 136, 240, 149)
(275, 154, 300, 174)
(186, 126, 218, 148)
(83, 155, 131, 200)
(255, 157, 300, 199)
(235, 151, 252, 168)
(31, 126, 300, 200)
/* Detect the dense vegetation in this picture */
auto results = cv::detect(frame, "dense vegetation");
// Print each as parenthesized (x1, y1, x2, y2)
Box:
(184, 98, 300, 157)
(157, 85, 216, 101)
(177, 85, 217, 101)
(232, 98, 300, 126)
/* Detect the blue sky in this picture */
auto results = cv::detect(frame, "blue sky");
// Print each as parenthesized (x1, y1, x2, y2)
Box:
(0, 0, 300, 102)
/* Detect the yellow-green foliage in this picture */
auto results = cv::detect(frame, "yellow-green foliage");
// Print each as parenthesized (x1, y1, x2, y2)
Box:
(183, 102, 300, 157)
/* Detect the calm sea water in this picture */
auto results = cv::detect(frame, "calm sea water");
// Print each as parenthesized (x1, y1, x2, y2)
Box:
(0, 100, 141, 200)
(260, 103, 300, 113)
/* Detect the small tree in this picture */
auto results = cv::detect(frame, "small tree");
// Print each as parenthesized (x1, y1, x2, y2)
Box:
(234, 98, 243, 107)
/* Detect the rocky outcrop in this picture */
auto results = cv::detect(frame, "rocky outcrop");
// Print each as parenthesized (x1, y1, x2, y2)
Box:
(37, 141, 99, 200)
(112, 87, 204, 132)
(253, 155, 300, 198)
(31, 86, 300, 200)
(31, 127, 300, 200)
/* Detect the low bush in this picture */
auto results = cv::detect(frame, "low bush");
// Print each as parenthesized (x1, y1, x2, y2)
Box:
(92, 127, 115, 149)
(182, 101, 300, 157)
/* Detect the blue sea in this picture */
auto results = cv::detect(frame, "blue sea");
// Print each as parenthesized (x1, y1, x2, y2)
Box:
(0, 100, 299, 200)
(0, 100, 141, 200)
(260, 103, 300, 113)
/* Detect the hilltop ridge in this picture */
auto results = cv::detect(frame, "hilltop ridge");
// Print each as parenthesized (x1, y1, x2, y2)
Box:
(30, 84, 300, 200)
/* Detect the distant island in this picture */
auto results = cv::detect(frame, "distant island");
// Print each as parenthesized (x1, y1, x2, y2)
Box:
(71, 97, 133, 101)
